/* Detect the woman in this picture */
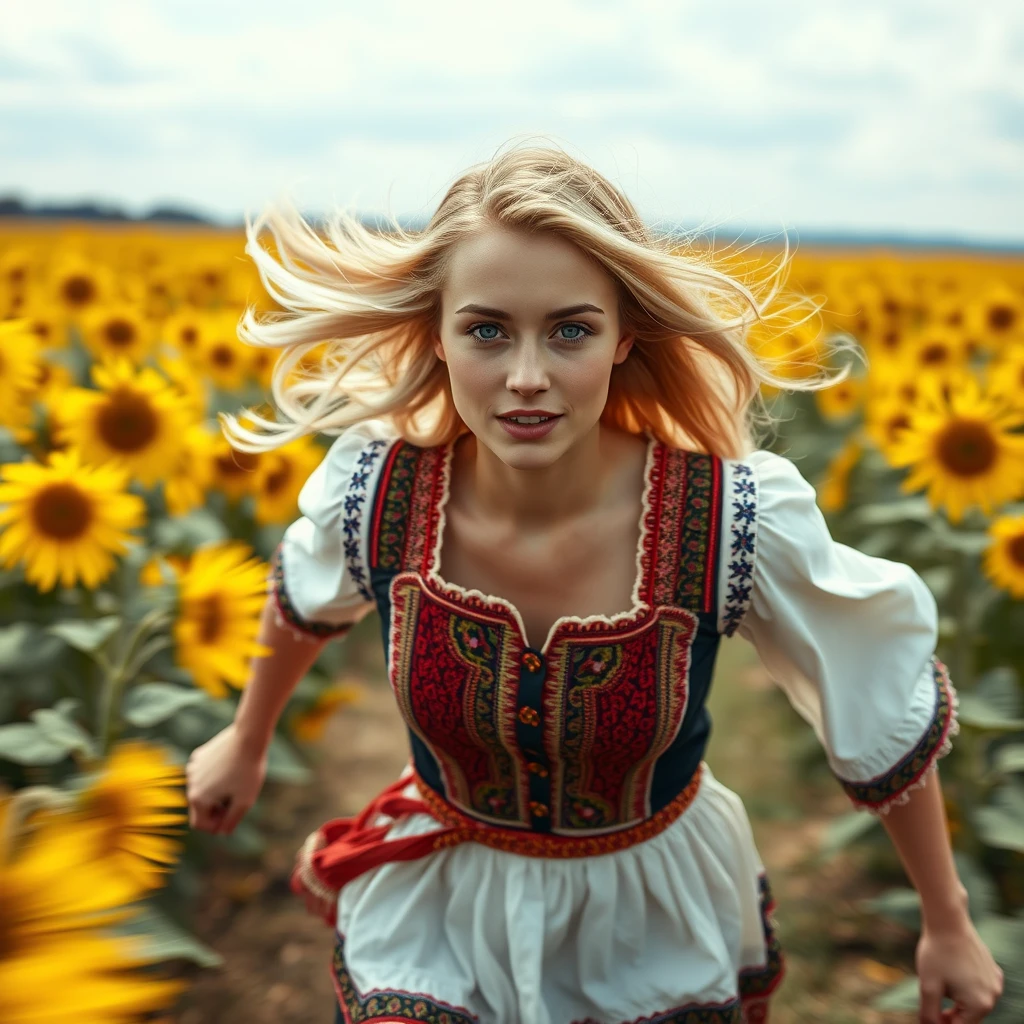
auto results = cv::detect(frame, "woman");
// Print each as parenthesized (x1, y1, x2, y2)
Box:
(186, 142, 1003, 1023)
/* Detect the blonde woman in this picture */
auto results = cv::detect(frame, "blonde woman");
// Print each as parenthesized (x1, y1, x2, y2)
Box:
(185, 142, 1003, 1023)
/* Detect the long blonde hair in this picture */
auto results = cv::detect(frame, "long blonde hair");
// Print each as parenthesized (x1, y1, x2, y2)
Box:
(223, 139, 858, 460)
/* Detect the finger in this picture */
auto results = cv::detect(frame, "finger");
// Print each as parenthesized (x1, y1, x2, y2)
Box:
(217, 805, 246, 836)
(919, 983, 943, 1024)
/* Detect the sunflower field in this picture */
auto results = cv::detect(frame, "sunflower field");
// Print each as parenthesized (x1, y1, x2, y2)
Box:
(0, 221, 1023, 1021)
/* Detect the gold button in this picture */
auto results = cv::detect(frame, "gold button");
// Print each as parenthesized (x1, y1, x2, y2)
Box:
(521, 652, 542, 673)
(527, 761, 549, 777)
(529, 801, 549, 817)
(518, 705, 540, 727)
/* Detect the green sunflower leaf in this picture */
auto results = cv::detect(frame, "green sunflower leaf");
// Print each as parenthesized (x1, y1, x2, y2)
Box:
(122, 682, 211, 728)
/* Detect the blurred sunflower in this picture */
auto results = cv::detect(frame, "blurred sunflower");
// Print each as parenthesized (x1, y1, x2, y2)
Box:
(164, 424, 217, 517)
(58, 360, 191, 487)
(79, 302, 155, 364)
(814, 373, 865, 423)
(210, 431, 262, 502)
(197, 313, 249, 391)
(16, 304, 65, 349)
(985, 343, 1024, 411)
(982, 514, 1024, 599)
(138, 552, 188, 585)
(290, 682, 363, 744)
(253, 437, 323, 524)
(248, 344, 277, 390)
(817, 436, 864, 514)
(75, 740, 188, 892)
(160, 306, 206, 362)
(966, 281, 1023, 344)
(48, 254, 115, 321)
(0, 791, 185, 1023)
(904, 323, 972, 376)
(174, 541, 272, 699)
(0, 318, 42, 441)
(0, 449, 145, 591)
(886, 375, 1024, 523)
(156, 353, 207, 421)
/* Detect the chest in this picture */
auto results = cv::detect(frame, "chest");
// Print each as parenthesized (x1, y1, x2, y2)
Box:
(437, 500, 642, 653)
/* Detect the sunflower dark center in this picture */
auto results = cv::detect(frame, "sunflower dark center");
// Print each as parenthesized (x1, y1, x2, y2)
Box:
(264, 462, 292, 496)
(104, 319, 136, 347)
(882, 328, 900, 349)
(62, 275, 95, 306)
(32, 482, 93, 540)
(920, 344, 950, 365)
(180, 326, 198, 347)
(936, 421, 998, 477)
(945, 310, 963, 327)
(989, 305, 1015, 332)
(31, 321, 51, 342)
(194, 594, 224, 644)
(96, 389, 160, 453)
(1008, 535, 1024, 568)
(210, 344, 235, 368)
(887, 414, 911, 443)
(216, 449, 259, 476)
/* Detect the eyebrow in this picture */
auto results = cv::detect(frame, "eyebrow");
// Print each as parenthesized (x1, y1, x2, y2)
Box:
(453, 302, 605, 320)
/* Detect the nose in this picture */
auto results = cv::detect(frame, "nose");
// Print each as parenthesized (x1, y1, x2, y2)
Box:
(505, 339, 550, 394)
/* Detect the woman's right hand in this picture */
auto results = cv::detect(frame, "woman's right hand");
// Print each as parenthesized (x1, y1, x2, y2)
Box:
(186, 723, 267, 835)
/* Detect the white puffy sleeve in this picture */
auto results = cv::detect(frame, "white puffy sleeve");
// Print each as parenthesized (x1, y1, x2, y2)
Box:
(269, 420, 397, 642)
(716, 448, 960, 815)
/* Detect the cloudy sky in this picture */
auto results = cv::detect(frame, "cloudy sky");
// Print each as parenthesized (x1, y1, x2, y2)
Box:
(2, 0, 1022, 244)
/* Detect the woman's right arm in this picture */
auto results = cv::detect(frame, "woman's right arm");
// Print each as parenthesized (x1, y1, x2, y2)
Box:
(185, 594, 340, 835)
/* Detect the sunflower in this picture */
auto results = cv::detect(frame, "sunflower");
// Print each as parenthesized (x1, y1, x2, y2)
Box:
(210, 430, 262, 502)
(290, 682, 363, 744)
(253, 437, 323, 524)
(160, 306, 206, 362)
(75, 740, 188, 893)
(58, 360, 191, 487)
(163, 424, 216, 517)
(814, 373, 865, 423)
(197, 313, 249, 392)
(156, 353, 207, 421)
(48, 255, 115, 321)
(174, 541, 272, 699)
(985, 344, 1024, 412)
(817, 436, 864, 514)
(0, 449, 145, 591)
(978, 516, 1024, 598)
(0, 791, 186, 1023)
(79, 302, 155, 364)
(0, 318, 42, 440)
(904, 323, 973, 376)
(965, 281, 1024, 344)
(982, 514, 1024, 599)
(885, 375, 1024, 523)
(139, 552, 189, 587)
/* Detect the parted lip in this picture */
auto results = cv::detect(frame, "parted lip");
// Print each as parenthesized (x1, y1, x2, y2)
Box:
(497, 409, 561, 418)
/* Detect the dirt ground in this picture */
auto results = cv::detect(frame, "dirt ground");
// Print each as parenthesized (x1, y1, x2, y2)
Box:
(169, 636, 922, 1024)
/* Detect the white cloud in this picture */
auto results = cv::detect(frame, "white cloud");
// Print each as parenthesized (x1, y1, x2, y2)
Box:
(1, 0, 1021, 242)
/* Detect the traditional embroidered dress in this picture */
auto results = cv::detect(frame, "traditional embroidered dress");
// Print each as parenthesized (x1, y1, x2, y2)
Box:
(276, 420, 960, 1024)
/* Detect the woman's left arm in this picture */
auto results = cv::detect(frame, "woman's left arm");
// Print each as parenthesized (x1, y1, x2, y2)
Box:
(878, 768, 1004, 1023)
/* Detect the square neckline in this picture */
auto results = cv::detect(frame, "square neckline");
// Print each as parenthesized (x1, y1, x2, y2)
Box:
(423, 430, 661, 657)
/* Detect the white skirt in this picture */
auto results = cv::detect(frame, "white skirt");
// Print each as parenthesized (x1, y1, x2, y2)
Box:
(330, 761, 784, 1024)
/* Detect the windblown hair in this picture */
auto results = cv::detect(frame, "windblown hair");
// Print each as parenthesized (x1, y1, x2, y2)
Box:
(223, 138, 858, 460)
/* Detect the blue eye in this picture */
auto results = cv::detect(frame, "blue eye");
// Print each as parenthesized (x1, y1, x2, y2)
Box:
(465, 322, 594, 346)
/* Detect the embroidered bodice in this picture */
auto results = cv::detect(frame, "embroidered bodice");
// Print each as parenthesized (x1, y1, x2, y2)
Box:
(271, 421, 959, 832)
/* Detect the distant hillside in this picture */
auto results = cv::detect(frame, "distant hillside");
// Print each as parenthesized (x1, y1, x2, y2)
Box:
(2, 195, 1021, 252)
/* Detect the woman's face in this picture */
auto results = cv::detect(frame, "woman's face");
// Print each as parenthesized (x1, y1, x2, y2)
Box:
(435, 223, 634, 467)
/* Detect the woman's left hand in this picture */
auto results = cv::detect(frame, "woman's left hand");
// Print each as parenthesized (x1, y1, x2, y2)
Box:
(916, 919, 1004, 1023)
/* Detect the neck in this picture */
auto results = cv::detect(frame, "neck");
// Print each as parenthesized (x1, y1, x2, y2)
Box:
(455, 422, 623, 532)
